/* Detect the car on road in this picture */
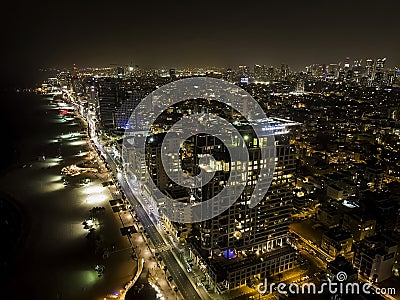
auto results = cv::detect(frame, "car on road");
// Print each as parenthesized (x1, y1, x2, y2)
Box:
(168, 276, 173, 282)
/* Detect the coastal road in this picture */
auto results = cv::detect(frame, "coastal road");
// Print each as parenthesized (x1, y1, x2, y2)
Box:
(93, 139, 203, 300)
(82, 104, 204, 300)
(115, 162, 202, 300)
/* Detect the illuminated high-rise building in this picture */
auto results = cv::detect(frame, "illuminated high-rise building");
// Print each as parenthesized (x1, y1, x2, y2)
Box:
(366, 58, 375, 78)
(97, 78, 124, 131)
(344, 57, 351, 70)
(185, 119, 298, 291)
(266, 66, 276, 82)
(113, 89, 142, 131)
(254, 64, 267, 81)
(128, 119, 298, 291)
(238, 65, 250, 83)
(280, 63, 289, 79)
(124, 95, 299, 293)
(376, 57, 386, 71)
(374, 57, 387, 84)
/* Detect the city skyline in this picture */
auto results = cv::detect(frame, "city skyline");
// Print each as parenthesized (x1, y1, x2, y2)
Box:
(2, 0, 400, 87)
(37, 56, 400, 71)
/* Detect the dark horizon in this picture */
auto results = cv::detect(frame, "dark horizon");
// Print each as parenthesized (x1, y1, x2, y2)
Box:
(2, 0, 400, 87)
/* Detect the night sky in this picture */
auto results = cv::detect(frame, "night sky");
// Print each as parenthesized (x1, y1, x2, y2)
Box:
(3, 0, 400, 86)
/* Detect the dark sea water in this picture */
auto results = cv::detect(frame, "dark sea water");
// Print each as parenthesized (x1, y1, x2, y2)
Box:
(0, 91, 76, 292)
(0, 192, 22, 279)
(0, 91, 53, 286)
(0, 91, 53, 170)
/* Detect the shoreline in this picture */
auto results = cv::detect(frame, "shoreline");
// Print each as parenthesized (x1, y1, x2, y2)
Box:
(0, 92, 138, 299)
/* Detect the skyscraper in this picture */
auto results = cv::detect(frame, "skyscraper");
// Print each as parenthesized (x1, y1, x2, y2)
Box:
(254, 64, 265, 81)
(187, 121, 297, 291)
(280, 64, 289, 80)
(374, 57, 387, 84)
(113, 89, 142, 131)
(132, 116, 298, 291)
(365, 58, 375, 83)
(238, 65, 250, 82)
(123, 84, 299, 293)
(97, 77, 122, 130)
